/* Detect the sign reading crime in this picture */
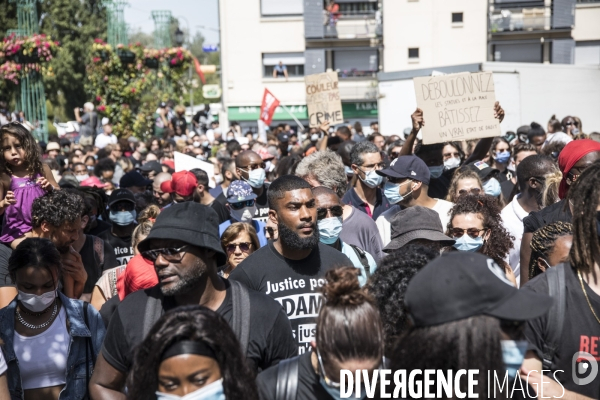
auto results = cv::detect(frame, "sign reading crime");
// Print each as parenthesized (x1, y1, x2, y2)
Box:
(413, 71, 501, 144)
(305, 71, 344, 127)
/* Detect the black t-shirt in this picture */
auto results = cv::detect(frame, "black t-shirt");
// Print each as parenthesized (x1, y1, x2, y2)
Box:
(171, 116, 187, 132)
(522, 264, 600, 398)
(210, 200, 230, 224)
(98, 230, 134, 266)
(254, 184, 270, 223)
(101, 281, 296, 374)
(79, 235, 119, 293)
(99, 293, 121, 328)
(229, 241, 352, 354)
(87, 219, 112, 237)
(523, 199, 572, 234)
(214, 191, 227, 207)
(427, 168, 454, 200)
(0, 244, 13, 287)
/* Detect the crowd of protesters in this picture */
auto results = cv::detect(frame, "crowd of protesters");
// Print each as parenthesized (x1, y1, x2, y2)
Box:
(0, 100, 598, 400)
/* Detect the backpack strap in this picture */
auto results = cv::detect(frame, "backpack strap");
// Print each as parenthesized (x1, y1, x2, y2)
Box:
(83, 302, 96, 400)
(542, 263, 566, 371)
(276, 356, 300, 400)
(349, 244, 370, 278)
(142, 294, 164, 339)
(230, 280, 251, 357)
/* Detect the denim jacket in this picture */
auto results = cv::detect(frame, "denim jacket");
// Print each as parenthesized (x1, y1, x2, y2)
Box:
(0, 292, 106, 400)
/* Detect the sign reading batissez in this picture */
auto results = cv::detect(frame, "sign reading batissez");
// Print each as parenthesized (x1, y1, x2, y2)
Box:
(305, 71, 344, 127)
(413, 71, 501, 145)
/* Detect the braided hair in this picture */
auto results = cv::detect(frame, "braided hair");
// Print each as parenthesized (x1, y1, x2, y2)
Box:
(529, 222, 573, 279)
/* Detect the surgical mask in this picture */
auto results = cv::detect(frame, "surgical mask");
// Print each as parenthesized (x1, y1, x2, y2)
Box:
(244, 168, 266, 189)
(76, 174, 89, 182)
(453, 235, 484, 252)
(444, 157, 461, 170)
(156, 378, 225, 400)
(483, 178, 501, 197)
(359, 169, 383, 188)
(501, 340, 528, 381)
(202, 141, 210, 147)
(319, 377, 366, 400)
(344, 166, 354, 176)
(265, 161, 274, 173)
(311, 133, 320, 142)
(384, 180, 411, 205)
(287, 145, 293, 152)
(428, 165, 444, 179)
(109, 210, 137, 226)
(214, 174, 224, 185)
(193, 141, 201, 148)
(230, 205, 256, 223)
(18, 289, 57, 313)
(318, 217, 343, 245)
(227, 136, 235, 141)
(494, 150, 511, 164)
(572, 128, 580, 135)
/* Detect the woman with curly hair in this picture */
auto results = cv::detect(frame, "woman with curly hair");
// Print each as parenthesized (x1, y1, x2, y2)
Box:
(127, 305, 258, 400)
(446, 194, 516, 285)
(367, 244, 438, 353)
(528, 221, 572, 280)
(445, 168, 483, 203)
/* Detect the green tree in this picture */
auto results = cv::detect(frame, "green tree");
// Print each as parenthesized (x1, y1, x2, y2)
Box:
(40, 0, 107, 119)
(129, 28, 153, 48)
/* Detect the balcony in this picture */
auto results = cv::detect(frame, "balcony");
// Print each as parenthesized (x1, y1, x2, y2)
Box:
(324, 12, 382, 39)
(489, 7, 551, 33)
(305, 0, 382, 41)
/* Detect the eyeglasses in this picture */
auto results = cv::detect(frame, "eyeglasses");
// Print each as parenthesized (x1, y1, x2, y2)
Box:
(226, 242, 252, 253)
(317, 205, 344, 220)
(450, 227, 487, 239)
(444, 152, 460, 158)
(458, 188, 482, 196)
(358, 163, 385, 172)
(229, 200, 255, 210)
(240, 162, 265, 171)
(141, 245, 190, 262)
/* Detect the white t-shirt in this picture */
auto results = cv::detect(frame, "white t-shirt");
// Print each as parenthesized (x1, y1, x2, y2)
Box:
(0, 346, 6, 375)
(431, 199, 454, 232)
(94, 133, 118, 149)
(501, 195, 530, 285)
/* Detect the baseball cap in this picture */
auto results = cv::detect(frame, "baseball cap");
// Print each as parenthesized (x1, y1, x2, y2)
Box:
(404, 253, 552, 327)
(257, 147, 274, 161)
(120, 170, 153, 189)
(80, 176, 106, 188)
(277, 132, 290, 143)
(383, 206, 455, 253)
(160, 170, 197, 197)
(140, 160, 162, 175)
(226, 180, 257, 203)
(108, 188, 136, 207)
(102, 117, 111, 126)
(463, 161, 498, 181)
(377, 155, 430, 185)
(46, 142, 60, 152)
(158, 101, 167, 108)
(138, 202, 226, 266)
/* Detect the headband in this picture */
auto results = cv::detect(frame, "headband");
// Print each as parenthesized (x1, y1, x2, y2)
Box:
(160, 340, 217, 362)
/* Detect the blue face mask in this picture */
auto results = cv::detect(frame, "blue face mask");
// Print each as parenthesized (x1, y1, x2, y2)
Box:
(155, 378, 225, 400)
(494, 150, 511, 164)
(359, 169, 383, 189)
(483, 178, 501, 197)
(319, 377, 367, 400)
(429, 165, 444, 179)
(453, 234, 484, 252)
(318, 217, 343, 245)
(344, 166, 354, 176)
(384, 180, 412, 205)
(244, 168, 266, 189)
(501, 340, 528, 381)
(287, 145, 293, 152)
(109, 210, 136, 226)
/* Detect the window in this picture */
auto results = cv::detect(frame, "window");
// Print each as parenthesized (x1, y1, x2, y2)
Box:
(408, 48, 419, 59)
(261, 0, 303, 16)
(333, 49, 378, 77)
(452, 12, 463, 23)
(263, 53, 305, 78)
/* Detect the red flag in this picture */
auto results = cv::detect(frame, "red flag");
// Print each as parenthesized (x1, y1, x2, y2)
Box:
(193, 57, 206, 85)
(260, 89, 280, 125)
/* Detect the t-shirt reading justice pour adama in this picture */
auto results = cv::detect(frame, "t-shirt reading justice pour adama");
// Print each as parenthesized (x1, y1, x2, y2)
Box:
(229, 241, 352, 355)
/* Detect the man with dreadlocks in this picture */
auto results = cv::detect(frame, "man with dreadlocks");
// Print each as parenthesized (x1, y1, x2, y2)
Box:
(528, 221, 572, 279)
(522, 161, 600, 399)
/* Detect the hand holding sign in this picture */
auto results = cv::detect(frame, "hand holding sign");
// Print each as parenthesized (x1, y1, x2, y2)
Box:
(411, 108, 425, 133)
(305, 71, 344, 128)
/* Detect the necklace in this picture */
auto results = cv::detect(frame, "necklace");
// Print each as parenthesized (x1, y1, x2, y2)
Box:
(16, 302, 58, 330)
(18, 304, 51, 316)
(577, 270, 600, 324)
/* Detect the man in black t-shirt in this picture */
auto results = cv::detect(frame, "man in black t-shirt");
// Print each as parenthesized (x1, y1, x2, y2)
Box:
(189, 168, 230, 224)
(230, 175, 352, 355)
(98, 189, 137, 266)
(89, 202, 295, 400)
(235, 150, 270, 223)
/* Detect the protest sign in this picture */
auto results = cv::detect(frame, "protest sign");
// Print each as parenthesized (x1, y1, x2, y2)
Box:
(305, 71, 344, 127)
(174, 151, 215, 188)
(413, 71, 501, 144)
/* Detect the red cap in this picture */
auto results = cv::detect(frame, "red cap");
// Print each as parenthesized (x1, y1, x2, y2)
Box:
(80, 176, 107, 188)
(160, 170, 197, 197)
(162, 160, 175, 170)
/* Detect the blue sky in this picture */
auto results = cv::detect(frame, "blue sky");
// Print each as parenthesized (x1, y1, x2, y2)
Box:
(124, 0, 220, 45)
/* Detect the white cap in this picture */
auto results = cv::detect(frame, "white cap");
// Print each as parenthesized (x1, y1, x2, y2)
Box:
(102, 117, 110, 126)
(84, 102, 94, 112)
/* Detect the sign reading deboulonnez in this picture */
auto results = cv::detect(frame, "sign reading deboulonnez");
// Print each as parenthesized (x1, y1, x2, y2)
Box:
(305, 71, 344, 128)
(413, 71, 501, 144)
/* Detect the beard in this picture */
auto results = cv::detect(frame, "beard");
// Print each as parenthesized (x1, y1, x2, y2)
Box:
(160, 258, 207, 296)
(278, 221, 319, 250)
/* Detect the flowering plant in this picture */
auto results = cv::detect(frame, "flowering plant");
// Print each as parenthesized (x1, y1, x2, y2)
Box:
(1, 33, 59, 63)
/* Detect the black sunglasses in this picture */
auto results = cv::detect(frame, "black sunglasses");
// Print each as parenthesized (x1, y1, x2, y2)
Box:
(226, 242, 252, 253)
(450, 227, 487, 239)
(458, 188, 481, 196)
(229, 200, 254, 210)
(141, 245, 189, 263)
(317, 206, 344, 220)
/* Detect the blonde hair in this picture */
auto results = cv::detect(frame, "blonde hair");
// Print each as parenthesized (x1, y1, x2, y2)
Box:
(132, 205, 160, 250)
(445, 168, 483, 203)
(542, 168, 562, 208)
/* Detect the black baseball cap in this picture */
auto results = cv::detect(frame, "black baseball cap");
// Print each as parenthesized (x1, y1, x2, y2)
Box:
(462, 161, 498, 181)
(138, 202, 226, 266)
(120, 171, 153, 188)
(377, 155, 430, 185)
(140, 160, 162, 175)
(383, 206, 455, 252)
(277, 132, 290, 143)
(158, 101, 167, 108)
(108, 188, 136, 207)
(404, 253, 552, 327)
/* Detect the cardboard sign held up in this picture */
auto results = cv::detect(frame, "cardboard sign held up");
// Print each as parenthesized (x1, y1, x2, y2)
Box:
(413, 71, 501, 144)
(305, 71, 344, 128)
(174, 151, 215, 188)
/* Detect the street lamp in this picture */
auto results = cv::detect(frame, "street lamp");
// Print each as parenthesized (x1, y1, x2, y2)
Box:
(174, 27, 185, 47)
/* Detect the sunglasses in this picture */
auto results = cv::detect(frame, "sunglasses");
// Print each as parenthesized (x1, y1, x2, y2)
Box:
(450, 227, 487, 239)
(141, 245, 189, 263)
(226, 242, 252, 253)
(240, 163, 265, 171)
(458, 188, 482, 196)
(564, 122, 578, 127)
(317, 205, 344, 220)
(229, 200, 254, 210)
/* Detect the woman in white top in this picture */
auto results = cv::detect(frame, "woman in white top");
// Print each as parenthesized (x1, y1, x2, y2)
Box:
(0, 238, 105, 400)
(0, 347, 9, 399)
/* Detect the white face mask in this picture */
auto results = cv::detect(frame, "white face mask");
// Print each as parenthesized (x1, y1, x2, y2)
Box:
(443, 157, 461, 170)
(76, 174, 90, 182)
(156, 378, 225, 400)
(214, 174, 224, 185)
(18, 289, 57, 313)
(230, 205, 256, 223)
